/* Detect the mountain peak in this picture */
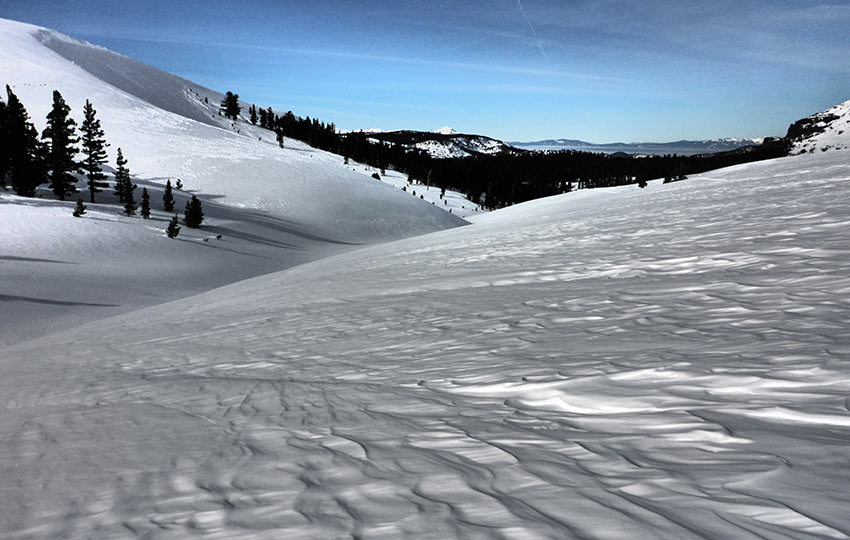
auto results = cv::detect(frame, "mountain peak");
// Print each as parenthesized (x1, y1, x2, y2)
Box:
(788, 99, 850, 154)
(431, 126, 458, 135)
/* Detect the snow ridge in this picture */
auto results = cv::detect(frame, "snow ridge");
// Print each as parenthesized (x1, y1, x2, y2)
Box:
(788, 99, 850, 154)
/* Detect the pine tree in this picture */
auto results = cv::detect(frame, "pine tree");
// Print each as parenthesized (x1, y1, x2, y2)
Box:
(72, 198, 87, 217)
(5, 86, 46, 197)
(249, 104, 258, 125)
(166, 215, 181, 238)
(220, 91, 241, 121)
(124, 189, 136, 216)
(259, 107, 268, 129)
(183, 194, 203, 228)
(140, 187, 151, 218)
(42, 90, 80, 200)
(162, 179, 175, 211)
(114, 148, 136, 214)
(79, 99, 109, 202)
(175, 179, 183, 190)
(0, 97, 8, 186)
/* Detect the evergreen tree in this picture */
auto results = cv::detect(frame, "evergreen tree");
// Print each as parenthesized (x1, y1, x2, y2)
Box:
(72, 198, 87, 217)
(113, 148, 136, 213)
(259, 107, 268, 129)
(162, 179, 175, 211)
(42, 90, 80, 200)
(249, 104, 258, 125)
(79, 99, 109, 202)
(5, 86, 46, 197)
(166, 215, 181, 238)
(0, 97, 8, 186)
(124, 188, 137, 216)
(140, 187, 151, 218)
(220, 91, 240, 121)
(175, 179, 183, 190)
(183, 194, 203, 228)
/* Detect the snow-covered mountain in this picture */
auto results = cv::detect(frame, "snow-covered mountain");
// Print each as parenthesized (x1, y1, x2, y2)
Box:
(358, 129, 520, 158)
(787, 99, 850, 154)
(3, 15, 850, 539)
(0, 17, 465, 344)
(511, 137, 766, 155)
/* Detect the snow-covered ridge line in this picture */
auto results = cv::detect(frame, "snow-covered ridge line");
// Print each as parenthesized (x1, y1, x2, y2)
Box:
(788, 98, 850, 154)
(358, 128, 520, 159)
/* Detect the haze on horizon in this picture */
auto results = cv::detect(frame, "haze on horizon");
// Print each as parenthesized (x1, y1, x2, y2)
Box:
(2, 0, 849, 143)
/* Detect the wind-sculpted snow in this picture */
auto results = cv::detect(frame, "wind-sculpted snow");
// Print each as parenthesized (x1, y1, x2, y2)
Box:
(3, 151, 850, 538)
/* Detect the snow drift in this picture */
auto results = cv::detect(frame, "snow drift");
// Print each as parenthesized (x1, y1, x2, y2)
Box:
(3, 148, 850, 538)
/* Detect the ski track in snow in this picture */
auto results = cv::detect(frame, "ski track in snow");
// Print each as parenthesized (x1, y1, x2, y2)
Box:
(3, 151, 850, 538)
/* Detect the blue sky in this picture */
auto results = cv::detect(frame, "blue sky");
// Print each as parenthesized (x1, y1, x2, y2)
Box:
(2, 0, 849, 142)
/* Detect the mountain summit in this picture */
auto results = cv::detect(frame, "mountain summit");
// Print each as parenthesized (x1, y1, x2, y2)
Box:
(787, 99, 850, 154)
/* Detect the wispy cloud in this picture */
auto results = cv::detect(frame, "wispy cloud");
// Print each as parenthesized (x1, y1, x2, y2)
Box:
(515, 0, 549, 62)
(84, 32, 629, 84)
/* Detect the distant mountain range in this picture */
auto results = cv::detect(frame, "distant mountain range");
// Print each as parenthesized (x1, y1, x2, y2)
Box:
(353, 128, 768, 159)
(509, 138, 766, 156)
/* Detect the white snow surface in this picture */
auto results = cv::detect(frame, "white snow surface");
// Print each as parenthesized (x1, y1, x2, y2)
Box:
(414, 136, 508, 159)
(791, 99, 850, 155)
(0, 18, 462, 243)
(431, 126, 459, 135)
(0, 18, 464, 345)
(3, 148, 850, 538)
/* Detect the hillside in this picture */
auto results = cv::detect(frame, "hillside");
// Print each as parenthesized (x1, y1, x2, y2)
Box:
(787, 99, 850, 154)
(3, 15, 850, 539)
(0, 17, 465, 345)
(3, 145, 850, 537)
(361, 128, 520, 159)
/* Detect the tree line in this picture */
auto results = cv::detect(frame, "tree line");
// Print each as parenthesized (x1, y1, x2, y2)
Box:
(225, 91, 791, 209)
(1, 86, 204, 236)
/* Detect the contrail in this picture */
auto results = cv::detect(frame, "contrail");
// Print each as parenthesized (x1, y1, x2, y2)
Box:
(516, 0, 550, 62)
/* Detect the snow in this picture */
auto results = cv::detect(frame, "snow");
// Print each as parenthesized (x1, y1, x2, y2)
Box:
(791, 99, 850, 155)
(4, 146, 850, 537)
(0, 17, 463, 346)
(413, 136, 508, 158)
(348, 165, 487, 219)
(431, 126, 459, 135)
(3, 15, 850, 540)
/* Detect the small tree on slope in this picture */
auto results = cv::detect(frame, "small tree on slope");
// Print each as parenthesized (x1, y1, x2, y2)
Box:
(166, 215, 181, 238)
(79, 100, 109, 203)
(4, 86, 46, 197)
(140, 187, 151, 219)
(42, 90, 80, 200)
(114, 148, 136, 215)
(0, 97, 8, 186)
(162, 179, 175, 211)
(113, 148, 134, 202)
(72, 198, 86, 217)
(220, 91, 241, 121)
(183, 194, 204, 228)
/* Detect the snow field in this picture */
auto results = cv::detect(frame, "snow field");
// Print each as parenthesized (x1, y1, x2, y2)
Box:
(2, 151, 850, 538)
(0, 17, 463, 346)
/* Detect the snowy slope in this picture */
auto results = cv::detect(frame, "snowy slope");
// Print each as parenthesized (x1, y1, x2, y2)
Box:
(363, 129, 518, 159)
(0, 17, 463, 242)
(788, 99, 850, 154)
(0, 17, 465, 345)
(3, 150, 850, 538)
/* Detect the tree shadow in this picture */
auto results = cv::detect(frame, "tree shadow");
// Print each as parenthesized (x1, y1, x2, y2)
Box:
(0, 294, 119, 307)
